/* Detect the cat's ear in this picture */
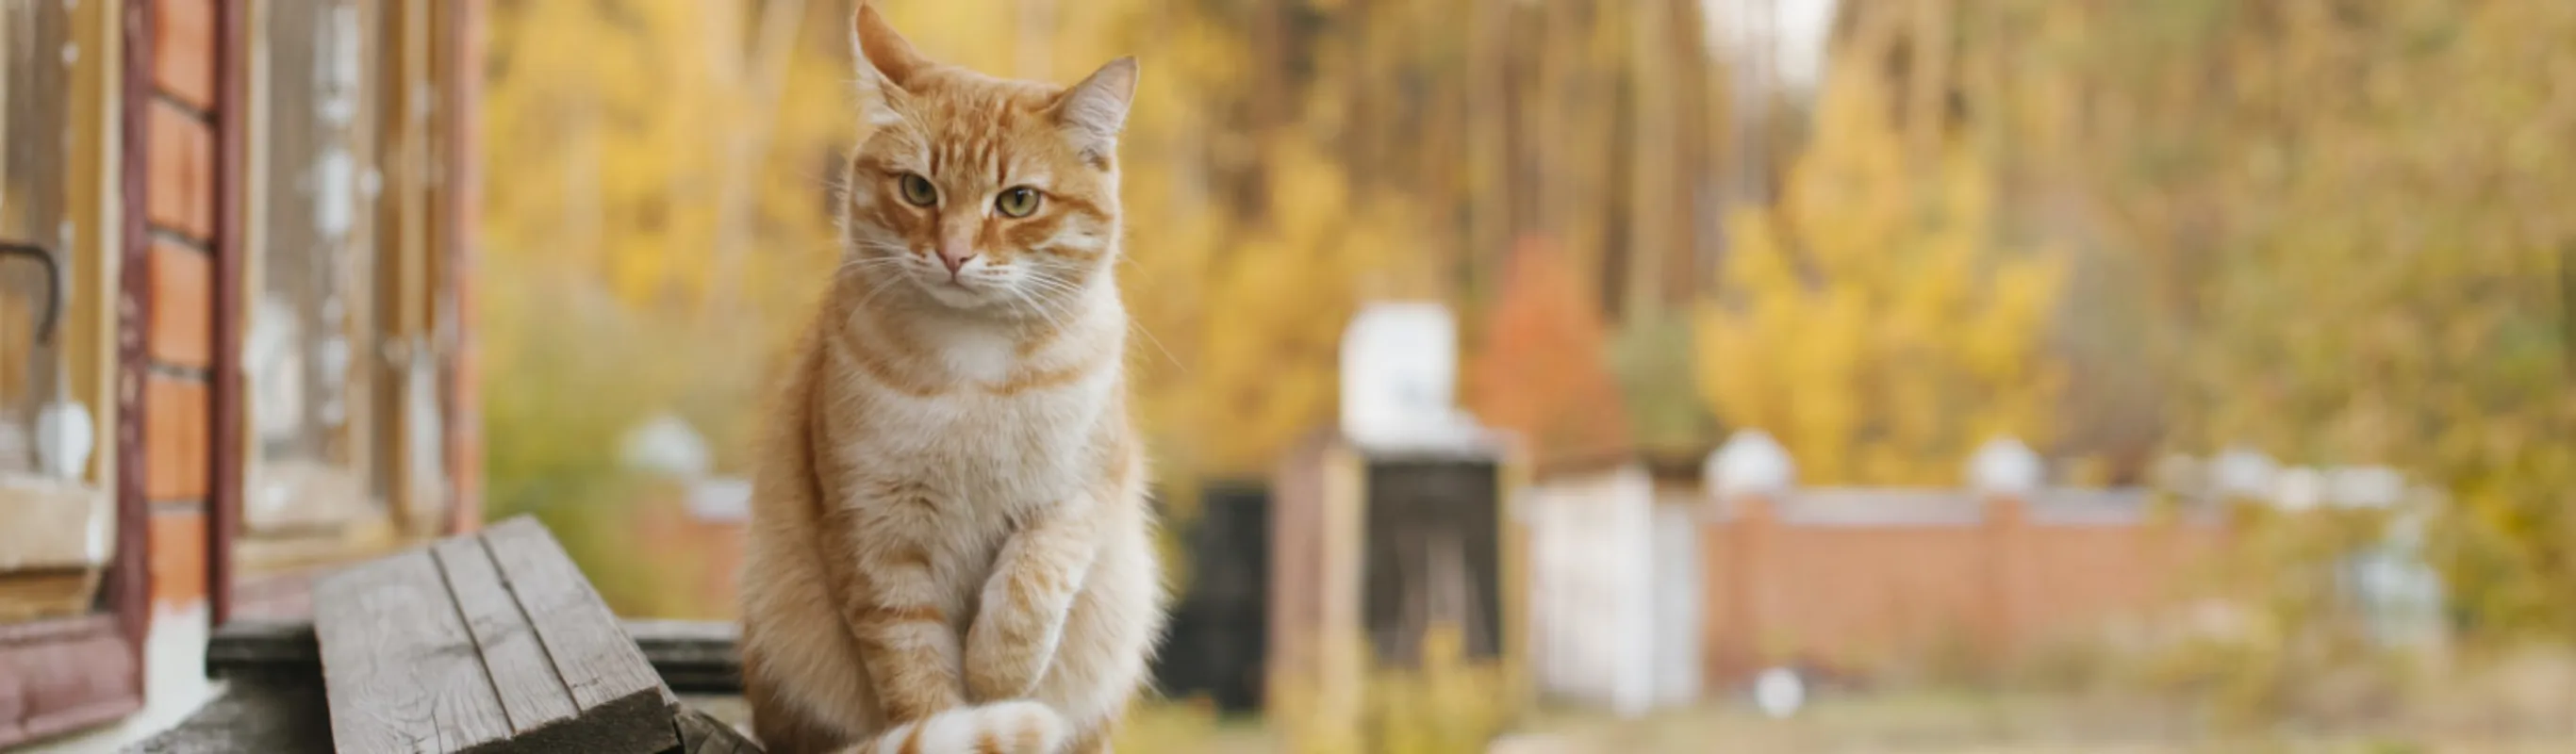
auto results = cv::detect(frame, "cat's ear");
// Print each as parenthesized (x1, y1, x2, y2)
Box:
(850, 4, 930, 127)
(1050, 57, 1138, 168)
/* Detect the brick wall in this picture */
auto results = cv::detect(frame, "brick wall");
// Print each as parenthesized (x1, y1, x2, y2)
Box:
(133, 0, 225, 617)
(624, 482, 748, 620)
(1698, 490, 2229, 685)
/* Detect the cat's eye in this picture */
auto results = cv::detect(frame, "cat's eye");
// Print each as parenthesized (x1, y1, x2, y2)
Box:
(996, 187, 1042, 218)
(897, 173, 938, 206)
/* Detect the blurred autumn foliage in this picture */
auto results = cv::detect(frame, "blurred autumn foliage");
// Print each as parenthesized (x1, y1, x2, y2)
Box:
(471, 0, 2576, 693)
(1934, 0, 2576, 637)
(1465, 238, 1632, 470)
(477, 0, 1734, 536)
(1693, 55, 2066, 485)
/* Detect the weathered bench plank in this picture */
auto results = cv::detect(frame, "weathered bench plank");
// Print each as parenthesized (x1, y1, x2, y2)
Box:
(313, 516, 679, 753)
(210, 618, 750, 696)
(430, 536, 583, 746)
(315, 548, 518, 752)
(133, 682, 760, 754)
(674, 706, 759, 754)
(480, 519, 682, 721)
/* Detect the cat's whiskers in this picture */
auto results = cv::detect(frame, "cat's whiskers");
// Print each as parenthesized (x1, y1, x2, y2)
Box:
(1026, 268, 1180, 371)
(1003, 287, 1075, 337)
(1127, 320, 1182, 372)
(1016, 276, 1095, 327)
(841, 238, 914, 256)
(837, 257, 913, 313)
(1016, 270, 1082, 299)
(1002, 271, 1080, 323)
(833, 256, 910, 279)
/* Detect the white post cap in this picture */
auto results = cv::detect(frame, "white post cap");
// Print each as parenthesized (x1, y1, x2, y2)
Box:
(1967, 435, 2042, 495)
(1709, 430, 1793, 498)
(2273, 466, 2324, 512)
(2212, 447, 2278, 500)
(620, 412, 711, 479)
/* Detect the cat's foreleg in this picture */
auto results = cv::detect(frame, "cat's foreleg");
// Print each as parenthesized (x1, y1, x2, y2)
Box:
(817, 503, 967, 724)
(966, 497, 1103, 702)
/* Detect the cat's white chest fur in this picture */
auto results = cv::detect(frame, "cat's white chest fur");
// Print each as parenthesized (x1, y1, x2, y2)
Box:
(923, 319, 1016, 384)
(831, 320, 1115, 514)
(864, 392, 1099, 512)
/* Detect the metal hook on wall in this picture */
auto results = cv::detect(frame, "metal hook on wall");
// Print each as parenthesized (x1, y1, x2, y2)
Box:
(0, 240, 63, 345)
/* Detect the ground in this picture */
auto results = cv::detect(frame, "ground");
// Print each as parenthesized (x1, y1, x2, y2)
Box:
(692, 692, 2576, 753)
(1496, 696, 2576, 754)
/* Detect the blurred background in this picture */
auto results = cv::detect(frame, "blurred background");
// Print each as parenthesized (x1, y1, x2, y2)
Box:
(6, 0, 2576, 751)
(476, 0, 2576, 750)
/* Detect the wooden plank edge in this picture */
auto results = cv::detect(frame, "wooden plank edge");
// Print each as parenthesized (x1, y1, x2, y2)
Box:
(476, 517, 680, 713)
(206, 618, 749, 693)
(674, 705, 760, 754)
(488, 687, 675, 754)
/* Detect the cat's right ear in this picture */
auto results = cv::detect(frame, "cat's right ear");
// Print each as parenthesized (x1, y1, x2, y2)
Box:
(850, 4, 929, 127)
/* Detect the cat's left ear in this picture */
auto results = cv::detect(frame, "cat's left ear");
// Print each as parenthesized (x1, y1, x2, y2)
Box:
(1050, 57, 1138, 168)
(851, 4, 931, 127)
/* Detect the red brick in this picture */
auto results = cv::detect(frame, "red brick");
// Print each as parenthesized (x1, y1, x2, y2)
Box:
(151, 0, 219, 110)
(145, 101, 216, 240)
(144, 375, 209, 501)
(148, 242, 213, 368)
(1696, 497, 2229, 684)
(148, 507, 208, 609)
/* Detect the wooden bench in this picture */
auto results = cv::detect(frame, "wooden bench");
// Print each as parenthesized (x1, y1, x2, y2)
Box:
(133, 516, 759, 753)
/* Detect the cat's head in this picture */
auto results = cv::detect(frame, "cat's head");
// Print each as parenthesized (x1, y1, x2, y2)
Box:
(837, 5, 1136, 317)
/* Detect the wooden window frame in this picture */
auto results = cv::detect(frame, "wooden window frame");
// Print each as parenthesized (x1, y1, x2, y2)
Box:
(374, 0, 450, 540)
(219, 0, 475, 626)
(7, 0, 480, 739)
(0, 0, 170, 746)
(233, 0, 396, 581)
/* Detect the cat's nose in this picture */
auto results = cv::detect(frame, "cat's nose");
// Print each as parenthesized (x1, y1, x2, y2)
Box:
(938, 249, 975, 276)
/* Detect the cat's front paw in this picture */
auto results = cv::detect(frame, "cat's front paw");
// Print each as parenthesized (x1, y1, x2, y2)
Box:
(965, 617, 1058, 702)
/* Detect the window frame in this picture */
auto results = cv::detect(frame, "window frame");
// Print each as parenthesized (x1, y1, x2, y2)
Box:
(221, 0, 468, 624)
(234, 0, 394, 576)
(0, 0, 156, 746)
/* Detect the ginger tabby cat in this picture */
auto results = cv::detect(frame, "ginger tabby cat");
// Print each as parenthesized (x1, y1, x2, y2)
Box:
(737, 6, 1165, 753)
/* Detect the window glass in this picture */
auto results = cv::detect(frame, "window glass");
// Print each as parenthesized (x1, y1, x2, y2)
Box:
(1, 0, 71, 475)
(245, 0, 385, 528)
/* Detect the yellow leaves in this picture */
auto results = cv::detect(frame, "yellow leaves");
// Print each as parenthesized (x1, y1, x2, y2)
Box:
(1165, 137, 1418, 476)
(1693, 55, 2068, 486)
(1718, 206, 1797, 291)
(480, 0, 863, 505)
(485, 0, 846, 318)
(1267, 153, 1355, 241)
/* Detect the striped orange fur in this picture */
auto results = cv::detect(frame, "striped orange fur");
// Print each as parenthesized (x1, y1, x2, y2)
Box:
(737, 5, 1166, 754)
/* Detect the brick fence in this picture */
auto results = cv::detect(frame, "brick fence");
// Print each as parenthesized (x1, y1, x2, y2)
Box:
(1698, 486, 2228, 684)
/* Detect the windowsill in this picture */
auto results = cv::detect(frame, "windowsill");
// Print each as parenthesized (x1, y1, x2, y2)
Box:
(235, 514, 404, 582)
(0, 473, 113, 624)
(0, 481, 134, 749)
(238, 458, 407, 581)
